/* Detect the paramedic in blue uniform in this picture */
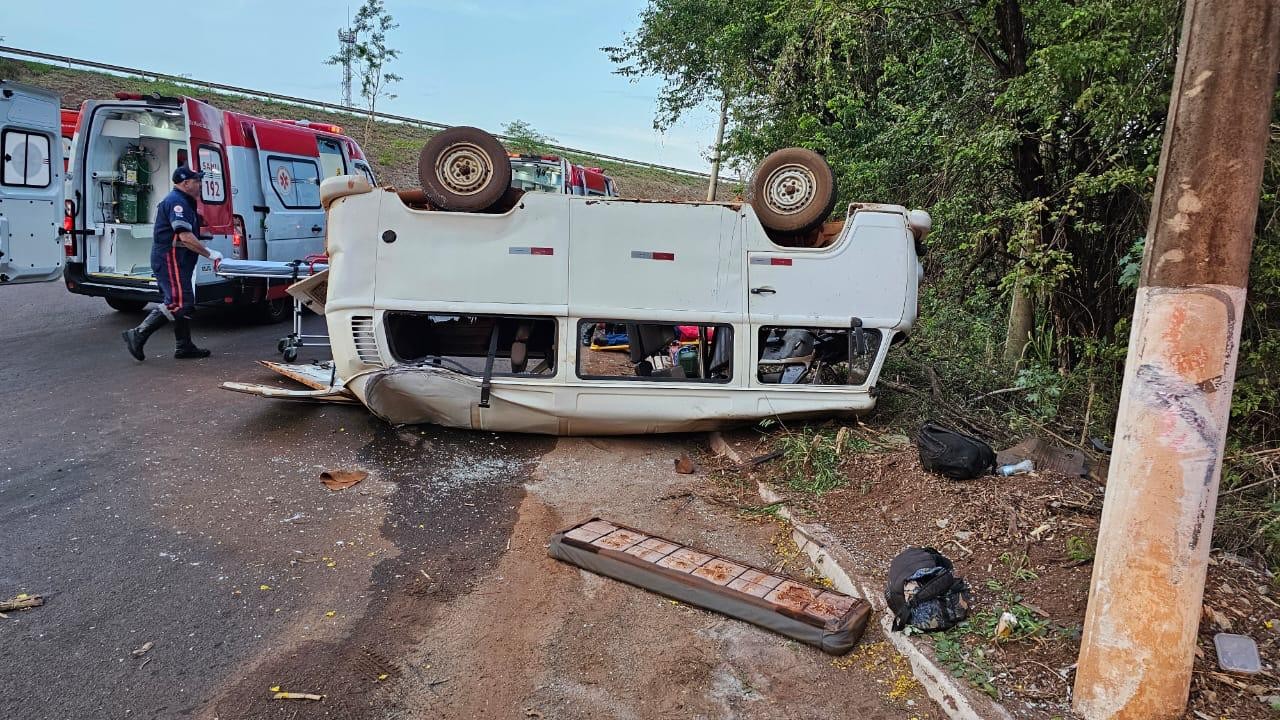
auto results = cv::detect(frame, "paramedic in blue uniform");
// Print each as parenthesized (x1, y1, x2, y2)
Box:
(122, 166, 223, 360)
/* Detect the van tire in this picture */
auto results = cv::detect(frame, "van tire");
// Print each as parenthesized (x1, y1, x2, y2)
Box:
(749, 148, 838, 235)
(418, 127, 512, 212)
(105, 298, 148, 313)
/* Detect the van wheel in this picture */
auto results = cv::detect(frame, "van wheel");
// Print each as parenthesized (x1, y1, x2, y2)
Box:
(749, 148, 838, 235)
(418, 126, 512, 212)
(252, 298, 291, 324)
(105, 298, 147, 313)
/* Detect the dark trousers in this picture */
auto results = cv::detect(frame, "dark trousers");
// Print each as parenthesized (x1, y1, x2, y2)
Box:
(151, 245, 198, 318)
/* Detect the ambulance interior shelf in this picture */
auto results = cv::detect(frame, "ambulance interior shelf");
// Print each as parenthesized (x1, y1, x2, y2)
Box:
(85, 109, 186, 279)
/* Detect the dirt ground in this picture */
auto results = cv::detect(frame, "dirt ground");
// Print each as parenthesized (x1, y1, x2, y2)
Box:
(376, 436, 944, 720)
(712, 428, 1280, 719)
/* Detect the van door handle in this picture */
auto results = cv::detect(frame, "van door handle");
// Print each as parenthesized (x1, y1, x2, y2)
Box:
(311, 225, 323, 233)
(751, 286, 776, 295)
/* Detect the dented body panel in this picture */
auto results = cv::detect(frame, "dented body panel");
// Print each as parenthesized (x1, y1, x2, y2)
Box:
(302, 178, 922, 435)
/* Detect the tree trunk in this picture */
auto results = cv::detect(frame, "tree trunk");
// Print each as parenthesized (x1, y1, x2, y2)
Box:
(1004, 282, 1034, 367)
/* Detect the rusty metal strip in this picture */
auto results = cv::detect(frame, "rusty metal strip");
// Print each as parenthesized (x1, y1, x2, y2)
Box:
(549, 518, 871, 655)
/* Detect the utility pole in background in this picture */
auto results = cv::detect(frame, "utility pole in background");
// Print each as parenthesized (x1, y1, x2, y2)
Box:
(706, 95, 728, 201)
(1073, 1, 1279, 718)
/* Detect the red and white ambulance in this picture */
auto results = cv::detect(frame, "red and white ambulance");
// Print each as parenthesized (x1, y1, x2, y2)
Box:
(61, 93, 374, 320)
(508, 154, 616, 197)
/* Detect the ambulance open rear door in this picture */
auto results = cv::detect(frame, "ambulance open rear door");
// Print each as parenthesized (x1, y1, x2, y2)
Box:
(0, 81, 64, 286)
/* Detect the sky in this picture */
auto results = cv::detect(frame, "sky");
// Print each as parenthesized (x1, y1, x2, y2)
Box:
(4, 0, 720, 172)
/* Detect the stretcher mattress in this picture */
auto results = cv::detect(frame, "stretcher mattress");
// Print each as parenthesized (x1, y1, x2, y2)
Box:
(216, 259, 328, 278)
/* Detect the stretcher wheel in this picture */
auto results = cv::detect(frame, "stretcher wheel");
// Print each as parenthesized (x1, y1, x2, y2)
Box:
(417, 126, 512, 212)
(278, 338, 289, 353)
(283, 347, 298, 363)
(749, 148, 838, 235)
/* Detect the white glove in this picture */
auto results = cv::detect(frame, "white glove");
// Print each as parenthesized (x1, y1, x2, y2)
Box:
(207, 249, 224, 270)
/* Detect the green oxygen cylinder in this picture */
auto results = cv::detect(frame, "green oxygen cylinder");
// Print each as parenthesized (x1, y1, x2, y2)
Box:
(116, 147, 152, 223)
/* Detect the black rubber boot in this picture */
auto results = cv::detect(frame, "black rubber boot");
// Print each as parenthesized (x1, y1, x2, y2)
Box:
(122, 309, 169, 361)
(173, 317, 211, 359)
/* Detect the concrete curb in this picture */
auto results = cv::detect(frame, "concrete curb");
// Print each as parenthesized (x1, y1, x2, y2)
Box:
(709, 432, 1011, 720)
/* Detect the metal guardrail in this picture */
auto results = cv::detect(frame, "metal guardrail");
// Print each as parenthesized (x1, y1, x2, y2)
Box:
(0, 45, 719, 180)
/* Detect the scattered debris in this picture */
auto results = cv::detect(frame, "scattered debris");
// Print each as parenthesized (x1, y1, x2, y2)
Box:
(1205, 605, 1234, 631)
(997, 437, 1089, 477)
(550, 518, 871, 654)
(273, 691, 324, 701)
(673, 455, 696, 474)
(320, 469, 368, 491)
(131, 641, 154, 657)
(0, 593, 44, 612)
(1214, 633, 1262, 674)
(995, 611, 1018, 640)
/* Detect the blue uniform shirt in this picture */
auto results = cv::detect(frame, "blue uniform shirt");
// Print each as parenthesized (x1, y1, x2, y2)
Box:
(152, 188, 202, 248)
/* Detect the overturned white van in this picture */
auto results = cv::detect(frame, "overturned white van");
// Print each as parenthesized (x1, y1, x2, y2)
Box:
(228, 128, 930, 435)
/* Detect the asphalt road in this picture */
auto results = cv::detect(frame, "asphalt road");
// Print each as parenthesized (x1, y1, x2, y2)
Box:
(0, 282, 553, 719)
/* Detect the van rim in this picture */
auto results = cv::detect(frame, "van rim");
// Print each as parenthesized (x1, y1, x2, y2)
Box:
(762, 163, 818, 216)
(435, 142, 494, 196)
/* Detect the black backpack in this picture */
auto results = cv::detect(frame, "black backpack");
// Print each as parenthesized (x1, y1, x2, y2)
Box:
(885, 547, 971, 632)
(917, 423, 996, 479)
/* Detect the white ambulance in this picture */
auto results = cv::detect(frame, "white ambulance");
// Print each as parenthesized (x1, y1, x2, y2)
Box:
(59, 92, 374, 320)
(0, 81, 64, 287)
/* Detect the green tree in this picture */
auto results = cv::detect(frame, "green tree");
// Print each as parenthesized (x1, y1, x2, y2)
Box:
(501, 120, 557, 155)
(327, 0, 402, 148)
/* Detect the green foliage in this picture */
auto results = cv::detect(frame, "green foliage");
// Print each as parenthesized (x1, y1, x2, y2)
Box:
(1066, 536, 1095, 563)
(998, 552, 1040, 582)
(738, 501, 786, 519)
(777, 427, 847, 495)
(933, 629, 1000, 699)
(327, 0, 401, 145)
(615, 1, 1280, 560)
(934, 594, 1062, 699)
(501, 120, 558, 155)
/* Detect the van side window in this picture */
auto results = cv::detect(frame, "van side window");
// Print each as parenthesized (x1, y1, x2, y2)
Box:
(577, 321, 732, 382)
(2, 130, 52, 188)
(384, 312, 557, 376)
(354, 161, 375, 184)
(267, 156, 322, 209)
(196, 146, 226, 204)
(317, 138, 346, 179)
(757, 326, 882, 385)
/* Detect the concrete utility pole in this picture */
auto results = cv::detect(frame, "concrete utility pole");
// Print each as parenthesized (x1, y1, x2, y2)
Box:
(1073, 1, 1279, 718)
(706, 94, 729, 201)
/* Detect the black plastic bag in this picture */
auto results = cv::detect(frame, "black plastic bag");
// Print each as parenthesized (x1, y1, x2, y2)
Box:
(917, 422, 996, 480)
(885, 547, 971, 632)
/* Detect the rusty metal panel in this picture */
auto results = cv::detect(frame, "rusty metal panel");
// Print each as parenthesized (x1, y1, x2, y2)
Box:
(548, 518, 872, 655)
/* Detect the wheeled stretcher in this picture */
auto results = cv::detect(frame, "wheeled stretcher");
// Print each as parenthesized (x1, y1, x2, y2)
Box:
(216, 256, 329, 361)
